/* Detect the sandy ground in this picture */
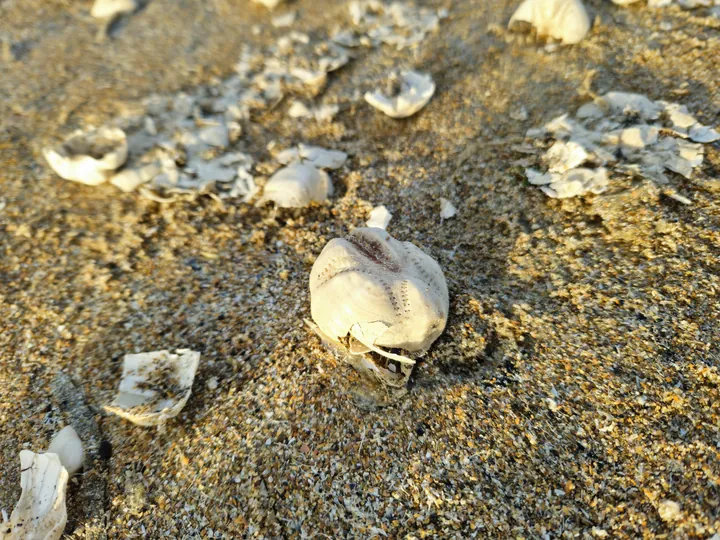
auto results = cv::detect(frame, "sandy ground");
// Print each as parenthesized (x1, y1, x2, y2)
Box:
(1, 0, 719, 538)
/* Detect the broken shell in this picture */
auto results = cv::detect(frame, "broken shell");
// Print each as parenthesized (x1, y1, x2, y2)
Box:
(252, 0, 285, 9)
(439, 198, 458, 219)
(509, 0, 591, 45)
(596, 91, 662, 120)
(110, 162, 162, 192)
(309, 227, 449, 358)
(47, 426, 85, 476)
(3, 451, 68, 540)
(364, 70, 435, 118)
(43, 127, 128, 186)
(91, 0, 137, 19)
(366, 205, 393, 229)
(105, 349, 201, 427)
(276, 144, 348, 169)
(259, 163, 332, 208)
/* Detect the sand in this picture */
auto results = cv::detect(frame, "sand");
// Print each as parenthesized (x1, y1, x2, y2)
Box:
(0, 0, 719, 538)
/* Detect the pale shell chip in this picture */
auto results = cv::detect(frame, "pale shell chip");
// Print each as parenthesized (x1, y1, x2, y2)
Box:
(47, 426, 84, 476)
(364, 70, 435, 118)
(252, 0, 285, 9)
(2, 451, 68, 540)
(91, 0, 137, 18)
(309, 227, 449, 367)
(259, 163, 332, 208)
(43, 127, 128, 186)
(509, 0, 591, 45)
(105, 349, 201, 427)
(366, 205, 393, 229)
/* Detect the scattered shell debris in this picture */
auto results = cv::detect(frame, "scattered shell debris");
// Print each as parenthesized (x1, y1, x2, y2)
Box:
(258, 163, 333, 208)
(344, 0, 445, 50)
(2, 451, 68, 540)
(439, 197, 458, 220)
(287, 100, 340, 122)
(364, 70, 435, 118)
(509, 0, 591, 45)
(522, 91, 718, 198)
(275, 144, 348, 169)
(43, 126, 128, 186)
(366, 204, 393, 229)
(104, 349, 201, 427)
(90, 0, 137, 19)
(308, 227, 449, 388)
(47, 426, 85, 476)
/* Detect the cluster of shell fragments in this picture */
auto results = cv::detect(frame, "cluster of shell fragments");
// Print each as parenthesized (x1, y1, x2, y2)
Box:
(308, 228, 449, 387)
(522, 91, 719, 199)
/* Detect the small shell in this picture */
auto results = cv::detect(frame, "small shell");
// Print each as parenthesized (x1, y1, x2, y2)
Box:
(366, 205, 393, 229)
(3, 451, 68, 540)
(91, 0, 137, 19)
(364, 70, 435, 118)
(596, 91, 662, 120)
(252, 0, 285, 9)
(310, 227, 449, 357)
(110, 162, 161, 192)
(276, 145, 347, 169)
(259, 163, 332, 208)
(509, 0, 591, 45)
(47, 426, 85, 476)
(105, 349, 201, 427)
(43, 127, 128, 186)
(439, 198, 457, 220)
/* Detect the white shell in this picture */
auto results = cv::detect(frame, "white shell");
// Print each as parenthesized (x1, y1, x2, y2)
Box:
(3, 451, 68, 540)
(105, 349, 201, 427)
(259, 163, 332, 208)
(366, 205, 393, 229)
(309, 227, 449, 356)
(43, 127, 128, 186)
(47, 426, 84, 476)
(110, 162, 161, 192)
(439, 198, 458, 220)
(91, 0, 137, 18)
(276, 145, 347, 169)
(509, 0, 591, 45)
(364, 71, 435, 119)
(252, 0, 285, 9)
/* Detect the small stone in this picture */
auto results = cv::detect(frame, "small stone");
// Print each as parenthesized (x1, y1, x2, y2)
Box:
(658, 500, 682, 522)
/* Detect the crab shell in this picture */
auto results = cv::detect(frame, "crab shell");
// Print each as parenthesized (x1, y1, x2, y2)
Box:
(309, 227, 449, 354)
(509, 0, 590, 45)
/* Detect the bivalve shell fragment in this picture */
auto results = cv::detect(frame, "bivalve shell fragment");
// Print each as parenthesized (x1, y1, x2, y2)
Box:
(509, 0, 591, 45)
(364, 70, 435, 118)
(259, 163, 333, 208)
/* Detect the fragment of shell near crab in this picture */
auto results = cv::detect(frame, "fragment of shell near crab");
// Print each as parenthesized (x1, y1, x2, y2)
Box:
(307, 227, 449, 388)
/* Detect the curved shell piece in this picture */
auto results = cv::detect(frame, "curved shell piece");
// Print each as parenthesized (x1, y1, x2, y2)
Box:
(276, 145, 348, 170)
(43, 127, 128, 186)
(509, 0, 591, 45)
(47, 426, 84, 476)
(3, 451, 68, 540)
(104, 349, 201, 427)
(310, 227, 449, 355)
(259, 163, 332, 208)
(91, 0, 137, 19)
(364, 70, 435, 119)
(252, 0, 285, 9)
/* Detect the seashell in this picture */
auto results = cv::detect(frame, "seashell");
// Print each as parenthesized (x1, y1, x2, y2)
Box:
(258, 163, 332, 208)
(43, 127, 128, 186)
(3, 451, 68, 540)
(276, 144, 347, 169)
(91, 0, 137, 19)
(509, 0, 591, 45)
(47, 426, 85, 476)
(252, 0, 285, 9)
(366, 205, 392, 229)
(271, 11, 297, 28)
(596, 91, 662, 120)
(688, 124, 720, 143)
(439, 198, 457, 220)
(364, 70, 435, 119)
(309, 227, 449, 375)
(110, 162, 161, 193)
(105, 349, 201, 427)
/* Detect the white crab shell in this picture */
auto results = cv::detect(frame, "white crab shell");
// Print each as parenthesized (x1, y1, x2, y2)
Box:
(259, 163, 332, 208)
(364, 71, 435, 119)
(91, 0, 137, 19)
(309, 227, 449, 356)
(2, 451, 68, 540)
(104, 349, 201, 427)
(47, 426, 84, 476)
(43, 127, 128, 186)
(509, 0, 591, 45)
